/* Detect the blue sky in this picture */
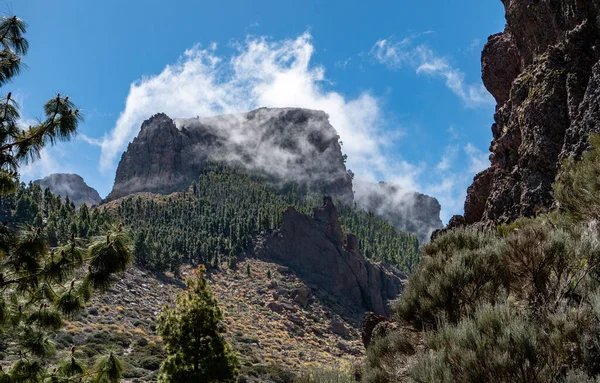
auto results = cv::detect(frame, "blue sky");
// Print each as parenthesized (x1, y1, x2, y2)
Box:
(11, 0, 505, 223)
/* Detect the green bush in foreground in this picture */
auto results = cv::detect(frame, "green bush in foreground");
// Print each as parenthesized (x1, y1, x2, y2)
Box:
(364, 134, 600, 383)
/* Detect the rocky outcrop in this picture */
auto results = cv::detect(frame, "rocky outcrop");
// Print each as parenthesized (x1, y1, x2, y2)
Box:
(354, 181, 443, 243)
(107, 108, 354, 203)
(257, 197, 408, 317)
(461, 0, 600, 225)
(361, 312, 390, 348)
(34, 174, 101, 207)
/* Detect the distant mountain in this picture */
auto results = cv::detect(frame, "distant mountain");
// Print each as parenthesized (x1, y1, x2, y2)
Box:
(107, 107, 354, 203)
(354, 181, 443, 243)
(34, 173, 101, 207)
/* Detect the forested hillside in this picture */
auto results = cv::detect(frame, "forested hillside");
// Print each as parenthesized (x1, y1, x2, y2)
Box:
(2, 164, 420, 276)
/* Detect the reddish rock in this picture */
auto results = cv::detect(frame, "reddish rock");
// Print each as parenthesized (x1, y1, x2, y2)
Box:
(461, 0, 600, 227)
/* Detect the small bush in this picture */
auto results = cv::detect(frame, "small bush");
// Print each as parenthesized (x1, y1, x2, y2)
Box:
(410, 304, 543, 383)
(294, 366, 357, 383)
(393, 228, 510, 328)
(554, 134, 600, 222)
(363, 330, 415, 383)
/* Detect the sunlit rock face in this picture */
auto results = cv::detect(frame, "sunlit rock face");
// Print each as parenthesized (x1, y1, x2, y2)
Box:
(462, 0, 600, 225)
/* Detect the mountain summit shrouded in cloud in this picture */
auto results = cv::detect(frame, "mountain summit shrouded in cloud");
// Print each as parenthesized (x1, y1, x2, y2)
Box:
(81, 31, 491, 223)
(106, 108, 354, 203)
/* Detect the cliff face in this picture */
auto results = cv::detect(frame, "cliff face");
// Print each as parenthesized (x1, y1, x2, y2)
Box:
(107, 108, 354, 203)
(34, 174, 101, 207)
(354, 181, 443, 244)
(462, 0, 600, 226)
(257, 197, 408, 317)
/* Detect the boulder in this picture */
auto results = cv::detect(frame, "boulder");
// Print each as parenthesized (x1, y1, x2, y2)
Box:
(361, 312, 390, 348)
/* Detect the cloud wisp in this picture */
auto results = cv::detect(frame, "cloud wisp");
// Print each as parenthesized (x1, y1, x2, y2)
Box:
(371, 37, 494, 108)
(98, 32, 389, 182)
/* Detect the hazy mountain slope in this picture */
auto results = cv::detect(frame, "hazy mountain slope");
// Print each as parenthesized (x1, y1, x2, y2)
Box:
(106, 107, 442, 244)
(354, 181, 443, 243)
(34, 173, 102, 207)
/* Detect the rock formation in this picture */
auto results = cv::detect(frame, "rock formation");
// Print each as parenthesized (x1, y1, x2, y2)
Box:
(257, 197, 408, 317)
(354, 181, 443, 243)
(34, 174, 101, 207)
(107, 108, 354, 203)
(461, 0, 600, 226)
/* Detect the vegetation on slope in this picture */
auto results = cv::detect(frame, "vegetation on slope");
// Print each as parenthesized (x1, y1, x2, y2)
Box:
(364, 136, 600, 382)
(5, 164, 420, 276)
(0, 14, 131, 382)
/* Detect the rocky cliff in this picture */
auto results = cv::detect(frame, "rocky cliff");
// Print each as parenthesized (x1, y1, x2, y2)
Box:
(354, 181, 443, 243)
(34, 174, 102, 207)
(460, 0, 600, 226)
(257, 197, 408, 317)
(107, 108, 354, 203)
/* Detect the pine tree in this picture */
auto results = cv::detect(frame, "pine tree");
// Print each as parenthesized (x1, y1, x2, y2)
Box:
(0, 15, 131, 382)
(157, 265, 238, 383)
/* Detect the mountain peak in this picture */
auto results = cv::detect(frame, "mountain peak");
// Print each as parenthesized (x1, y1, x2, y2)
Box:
(34, 173, 101, 207)
(107, 107, 354, 202)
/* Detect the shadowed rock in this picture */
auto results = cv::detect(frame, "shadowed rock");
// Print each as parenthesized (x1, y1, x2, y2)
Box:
(257, 197, 407, 317)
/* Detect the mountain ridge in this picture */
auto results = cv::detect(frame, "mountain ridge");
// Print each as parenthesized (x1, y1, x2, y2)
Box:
(107, 107, 354, 203)
(34, 173, 102, 207)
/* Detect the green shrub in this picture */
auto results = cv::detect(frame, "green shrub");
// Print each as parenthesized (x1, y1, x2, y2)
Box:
(393, 228, 510, 328)
(294, 366, 357, 383)
(410, 304, 543, 383)
(554, 134, 600, 222)
(363, 330, 415, 383)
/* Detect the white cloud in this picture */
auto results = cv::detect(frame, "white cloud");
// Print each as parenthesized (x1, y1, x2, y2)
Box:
(464, 142, 490, 174)
(79, 134, 103, 147)
(371, 37, 494, 108)
(90, 31, 492, 227)
(98, 32, 389, 182)
(18, 147, 62, 181)
(469, 39, 482, 53)
(436, 144, 458, 171)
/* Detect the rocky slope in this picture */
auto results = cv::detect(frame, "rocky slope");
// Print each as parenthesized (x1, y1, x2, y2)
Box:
(34, 173, 102, 207)
(257, 197, 408, 317)
(56, 261, 364, 382)
(459, 0, 600, 226)
(354, 181, 443, 243)
(107, 108, 354, 203)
